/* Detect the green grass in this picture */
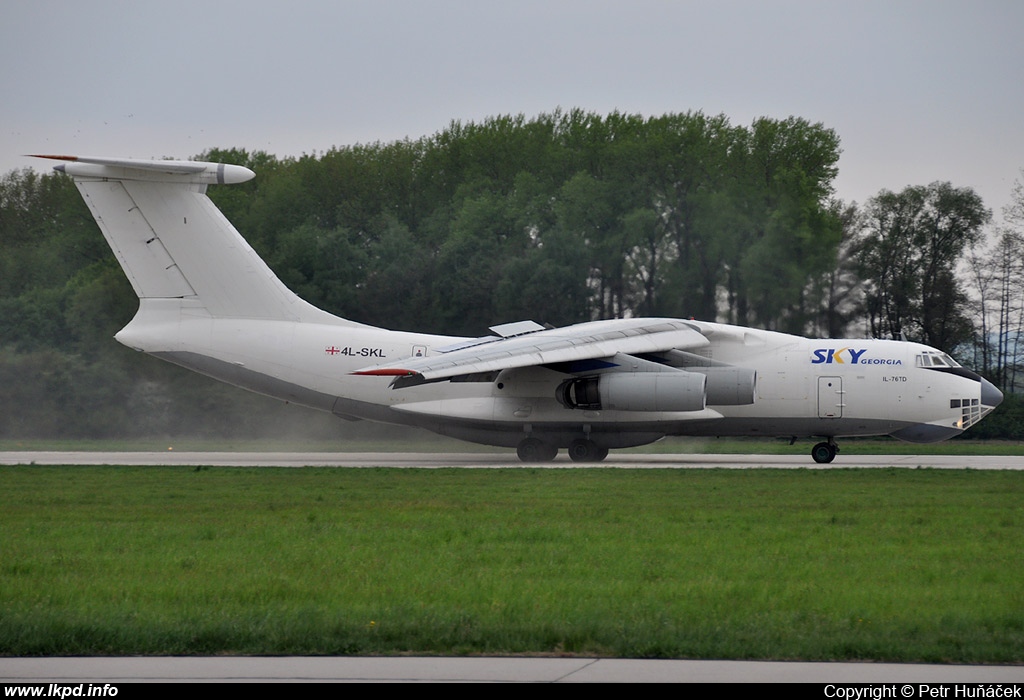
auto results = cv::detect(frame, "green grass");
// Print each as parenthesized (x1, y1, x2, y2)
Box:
(1, 465, 1022, 661)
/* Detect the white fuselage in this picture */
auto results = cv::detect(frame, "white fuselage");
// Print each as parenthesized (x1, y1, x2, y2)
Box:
(115, 301, 988, 449)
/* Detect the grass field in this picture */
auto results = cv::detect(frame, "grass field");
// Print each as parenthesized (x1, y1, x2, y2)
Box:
(1, 465, 1021, 661)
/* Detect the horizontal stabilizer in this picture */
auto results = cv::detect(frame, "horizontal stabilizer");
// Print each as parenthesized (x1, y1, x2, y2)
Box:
(31, 154, 255, 185)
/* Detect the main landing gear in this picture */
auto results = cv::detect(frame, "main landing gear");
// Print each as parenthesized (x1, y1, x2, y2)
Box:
(515, 437, 609, 463)
(516, 438, 558, 462)
(811, 440, 839, 464)
(567, 439, 609, 463)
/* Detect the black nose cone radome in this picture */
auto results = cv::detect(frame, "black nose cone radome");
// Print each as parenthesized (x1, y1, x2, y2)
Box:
(981, 378, 1004, 408)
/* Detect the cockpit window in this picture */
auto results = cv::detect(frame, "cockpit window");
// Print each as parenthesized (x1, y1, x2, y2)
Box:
(916, 352, 961, 368)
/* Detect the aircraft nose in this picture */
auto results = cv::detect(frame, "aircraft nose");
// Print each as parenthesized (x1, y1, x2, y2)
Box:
(981, 377, 1003, 408)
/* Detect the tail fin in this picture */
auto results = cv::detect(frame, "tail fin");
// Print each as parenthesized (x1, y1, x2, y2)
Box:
(35, 155, 355, 325)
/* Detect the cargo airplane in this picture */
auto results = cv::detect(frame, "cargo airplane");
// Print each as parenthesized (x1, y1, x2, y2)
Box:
(35, 155, 1004, 463)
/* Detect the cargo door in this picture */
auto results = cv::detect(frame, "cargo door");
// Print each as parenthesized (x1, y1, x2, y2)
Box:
(817, 376, 844, 418)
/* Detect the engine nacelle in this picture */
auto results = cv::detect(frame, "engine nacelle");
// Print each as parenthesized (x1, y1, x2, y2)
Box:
(692, 367, 757, 406)
(558, 371, 706, 412)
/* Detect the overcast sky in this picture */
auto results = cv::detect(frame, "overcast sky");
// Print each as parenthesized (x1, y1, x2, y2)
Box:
(3, 0, 1022, 221)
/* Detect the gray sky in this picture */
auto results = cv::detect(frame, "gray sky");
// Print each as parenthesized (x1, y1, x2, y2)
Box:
(3, 0, 1022, 220)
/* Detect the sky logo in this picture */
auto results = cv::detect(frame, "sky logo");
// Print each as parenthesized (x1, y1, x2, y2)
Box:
(811, 347, 868, 364)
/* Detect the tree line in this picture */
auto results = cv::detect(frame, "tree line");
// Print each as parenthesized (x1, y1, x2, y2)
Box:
(0, 110, 1020, 439)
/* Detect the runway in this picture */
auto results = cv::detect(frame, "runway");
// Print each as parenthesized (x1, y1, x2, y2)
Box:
(3, 655, 1024, 683)
(1, 451, 1022, 469)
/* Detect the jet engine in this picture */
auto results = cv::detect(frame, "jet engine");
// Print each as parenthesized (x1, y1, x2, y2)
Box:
(689, 366, 757, 406)
(557, 371, 707, 412)
(557, 366, 756, 412)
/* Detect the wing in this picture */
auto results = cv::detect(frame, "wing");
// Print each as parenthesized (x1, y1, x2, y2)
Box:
(353, 317, 710, 383)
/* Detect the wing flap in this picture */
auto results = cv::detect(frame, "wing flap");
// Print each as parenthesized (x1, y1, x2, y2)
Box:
(390, 398, 725, 423)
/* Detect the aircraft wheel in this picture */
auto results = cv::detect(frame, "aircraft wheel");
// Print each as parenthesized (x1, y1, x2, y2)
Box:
(517, 438, 558, 462)
(568, 439, 607, 463)
(811, 441, 837, 464)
